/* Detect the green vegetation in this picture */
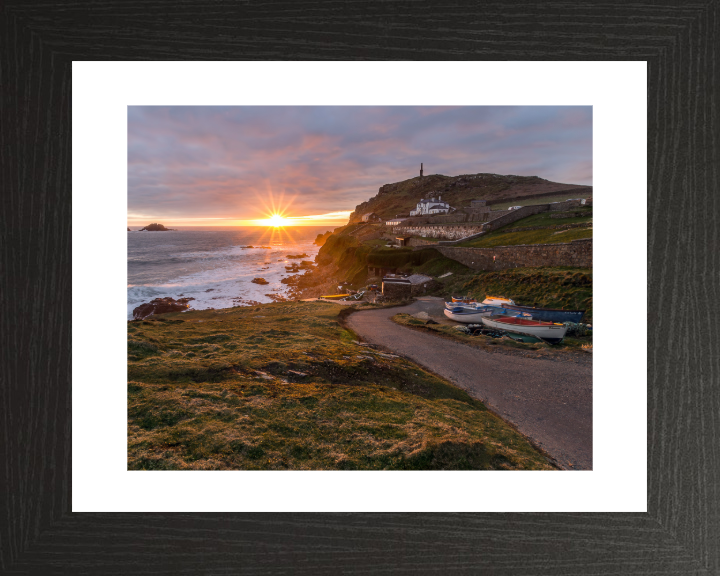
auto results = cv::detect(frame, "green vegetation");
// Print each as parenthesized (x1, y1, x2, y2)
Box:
(363, 238, 391, 248)
(314, 231, 333, 246)
(494, 206, 593, 229)
(436, 267, 593, 322)
(458, 226, 592, 248)
(317, 236, 471, 287)
(128, 302, 554, 470)
(489, 193, 590, 210)
(456, 206, 592, 248)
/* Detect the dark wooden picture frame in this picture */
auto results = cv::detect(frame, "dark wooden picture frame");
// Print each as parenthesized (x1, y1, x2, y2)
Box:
(2, 3, 718, 573)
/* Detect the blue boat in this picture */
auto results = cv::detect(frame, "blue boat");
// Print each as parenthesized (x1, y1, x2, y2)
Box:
(502, 304, 585, 323)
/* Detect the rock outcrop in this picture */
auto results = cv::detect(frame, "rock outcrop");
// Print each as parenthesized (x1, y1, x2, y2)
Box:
(314, 231, 333, 246)
(251, 278, 269, 285)
(139, 223, 175, 231)
(132, 297, 194, 320)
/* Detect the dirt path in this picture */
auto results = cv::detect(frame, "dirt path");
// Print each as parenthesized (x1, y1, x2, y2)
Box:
(346, 298, 593, 470)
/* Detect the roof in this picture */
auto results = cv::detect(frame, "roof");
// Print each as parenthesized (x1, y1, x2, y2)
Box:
(406, 274, 433, 285)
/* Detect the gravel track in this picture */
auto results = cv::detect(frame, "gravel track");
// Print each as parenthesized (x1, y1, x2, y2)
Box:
(346, 298, 593, 470)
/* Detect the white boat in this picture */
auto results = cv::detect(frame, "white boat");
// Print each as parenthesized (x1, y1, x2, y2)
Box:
(482, 295, 516, 307)
(481, 314, 568, 344)
(445, 301, 481, 310)
(444, 306, 527, 324)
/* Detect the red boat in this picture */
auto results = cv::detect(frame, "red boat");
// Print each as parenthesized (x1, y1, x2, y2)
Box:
(481, 314, 568, 344)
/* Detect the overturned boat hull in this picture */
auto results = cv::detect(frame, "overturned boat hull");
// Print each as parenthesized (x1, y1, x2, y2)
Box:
(481, 296, 516, 306)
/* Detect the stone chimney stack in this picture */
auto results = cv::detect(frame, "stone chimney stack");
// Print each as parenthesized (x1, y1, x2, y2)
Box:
(420, 163, 424, 178)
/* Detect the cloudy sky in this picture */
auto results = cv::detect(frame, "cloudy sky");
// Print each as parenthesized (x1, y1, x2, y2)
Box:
(127, 106, 592, 226)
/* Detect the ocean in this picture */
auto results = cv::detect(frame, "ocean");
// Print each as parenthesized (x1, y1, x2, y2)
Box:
(127, 226, 332, 319)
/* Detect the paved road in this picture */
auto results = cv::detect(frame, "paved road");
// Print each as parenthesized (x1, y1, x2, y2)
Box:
(346, 298, 593, 470)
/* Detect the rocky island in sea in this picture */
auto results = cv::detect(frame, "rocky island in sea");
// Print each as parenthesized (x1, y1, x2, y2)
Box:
(139, 223, 176, 231)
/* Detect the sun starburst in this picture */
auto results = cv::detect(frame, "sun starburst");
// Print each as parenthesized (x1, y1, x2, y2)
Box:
(266, 213, 291, 227)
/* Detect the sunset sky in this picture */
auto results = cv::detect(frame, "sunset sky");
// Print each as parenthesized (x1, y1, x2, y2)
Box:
(127, 106, 592, 227)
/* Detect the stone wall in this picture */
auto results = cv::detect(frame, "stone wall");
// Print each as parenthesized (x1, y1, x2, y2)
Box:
(382, 282, 412, 299)
(382, 279, 439, 298)
(549, 199, 583, 211)
(391, 224, 486, 240)
(550, 211, 591, 219)
(432, 239, 592, 271)
(486, 209, 509, 221)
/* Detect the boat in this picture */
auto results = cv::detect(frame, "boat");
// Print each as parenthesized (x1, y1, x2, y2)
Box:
(446, 300, 477, 310)
(502, 303, 585, 323)
(482, 296, 516, 306)
(320, 294, 351, 299)
(451, 295, 476, 303)
(443, 306, 529, 324)
(481, 314, 568, 344)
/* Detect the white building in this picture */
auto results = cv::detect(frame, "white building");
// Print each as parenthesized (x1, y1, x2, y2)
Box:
(409, 195, 451, 216)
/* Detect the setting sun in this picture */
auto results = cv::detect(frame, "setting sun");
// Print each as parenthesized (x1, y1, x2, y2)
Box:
(266, 214, 290, 227)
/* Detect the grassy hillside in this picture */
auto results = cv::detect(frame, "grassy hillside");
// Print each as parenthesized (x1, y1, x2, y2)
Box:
(489, 192, 592, 210)
(459, 227, 592, 248)
(315, 233, 472, 286)
(348, 173, 591, 223)
(457, 206, 593, 248)
(128, 302, 554, 470)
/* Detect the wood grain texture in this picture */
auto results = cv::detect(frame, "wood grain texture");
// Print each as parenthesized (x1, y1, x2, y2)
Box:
(1, 1, 718, 573)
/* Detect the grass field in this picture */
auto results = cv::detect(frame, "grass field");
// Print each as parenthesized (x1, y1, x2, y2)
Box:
(457, 226, 592, 248)
(128, 302, 554, 470)
(494, 206, 593, 229)
(489, 192, 591, 210)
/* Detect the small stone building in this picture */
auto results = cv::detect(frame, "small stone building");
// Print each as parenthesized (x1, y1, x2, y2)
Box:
(466, 199, 490, 215)
(361, 212, 382, 223)
(382, 274, 436, 298)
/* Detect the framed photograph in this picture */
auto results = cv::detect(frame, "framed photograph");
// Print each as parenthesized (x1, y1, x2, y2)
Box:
(4, 3, 717, 574)
(123, 103, 595, 476)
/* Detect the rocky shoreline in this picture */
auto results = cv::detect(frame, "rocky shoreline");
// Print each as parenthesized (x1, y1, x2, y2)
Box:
(132, 297, 195, 320)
